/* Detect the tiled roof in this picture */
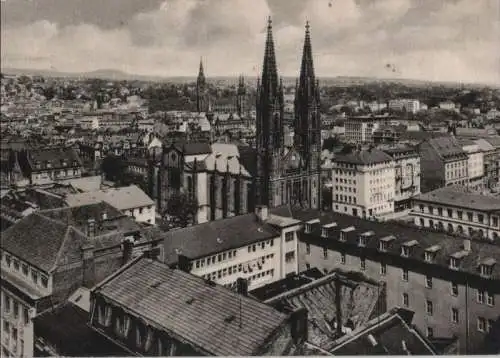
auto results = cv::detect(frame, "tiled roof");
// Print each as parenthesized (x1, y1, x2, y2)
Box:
(161, 213, 280, 264)
(427, 136, 467, 159)
(29, 147, 83, 170)
(334, 149, 393, 165)
(272, 206, 500, 280)
(93, 257, 290, 356)
(327, 308, 437, 355)
(174, 142, 212, 156)
(265, 273, 383, 350)
(65, 185, 154, 211)
(34, 302, 127, 356)
(413, 186, 500, 211)
(1, 202, 140, 272)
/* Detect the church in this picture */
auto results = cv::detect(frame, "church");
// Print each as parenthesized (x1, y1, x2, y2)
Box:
(255, 18, 322, 210)
(156, 18, 322, 224)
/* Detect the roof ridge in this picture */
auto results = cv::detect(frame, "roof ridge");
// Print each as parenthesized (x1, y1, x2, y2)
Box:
(51, 225, 75, 273)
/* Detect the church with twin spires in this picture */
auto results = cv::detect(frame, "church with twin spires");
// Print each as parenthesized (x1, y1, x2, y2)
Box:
(255, 18, 322, 210)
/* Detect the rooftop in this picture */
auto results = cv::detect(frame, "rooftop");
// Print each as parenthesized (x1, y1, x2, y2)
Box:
(161, 213, 280, 264)
(327, 308, 437, 355)
(93, 257, 290, 356)
(1, 202, 140, 273)
(413, 186, 500, 211)
(65, 185, 154, 211)
(334, 149, 393, 166)
(272, 206, 500, 280)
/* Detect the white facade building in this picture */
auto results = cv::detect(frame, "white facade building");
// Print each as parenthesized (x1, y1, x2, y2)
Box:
(331, 149, 396, 219)
(388, 99, 420, 114)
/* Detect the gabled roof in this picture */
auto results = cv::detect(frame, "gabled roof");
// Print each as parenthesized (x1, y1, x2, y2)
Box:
(28, 147, 83, 170)
(1, 202, 140, 273)
(327, 308, 437, 355)
(173, 142, 211, 156)
(161, 213, 280, 264)
(93, 257, 290, 356)
(426, 136, 467, 159)
(65, 185, 154, 211)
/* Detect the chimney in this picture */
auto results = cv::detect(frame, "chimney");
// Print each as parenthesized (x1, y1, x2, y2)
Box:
(290, 307, 308, 345)
(144, 246, 161, 261)
(178, 254, 191, 272)
(255, 205, 268, 222)
(463, 239, 471, 252)
(236, 277, 248, 296)
(122, 239, 134, 265)
(334, 275, 343, 337)
(81, 244, 95, 287)
(87, 218, 96, 237)
(367, 334, 378, 347)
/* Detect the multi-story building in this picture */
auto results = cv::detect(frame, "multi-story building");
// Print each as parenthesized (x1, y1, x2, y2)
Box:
(458, 139, 484, 191)
(282, 206, 500, 354)
(160, 205, 301, 291)
(0, 202, 160, 358)
(344, 116, 382, 143)
(331, 149, 395, 219)
(410, 186, 500, 241)
(17, 147, 84, 186)
(381, 146, 420, 212)
(388, 99, 420, 114)
(417, 137, 468, 193)
(65, 185, 156, 225)
(89, 256, 308, 356)
(480, 138, 500, 188)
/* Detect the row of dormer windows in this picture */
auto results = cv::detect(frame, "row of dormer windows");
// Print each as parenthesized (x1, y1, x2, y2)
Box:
(1, 252, 48, 289)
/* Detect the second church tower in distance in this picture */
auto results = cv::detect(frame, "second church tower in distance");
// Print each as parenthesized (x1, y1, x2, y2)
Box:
(255, 18, 322, 210)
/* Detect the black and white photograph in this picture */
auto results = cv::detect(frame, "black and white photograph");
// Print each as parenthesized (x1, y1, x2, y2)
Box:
(0, 0, 499, 356)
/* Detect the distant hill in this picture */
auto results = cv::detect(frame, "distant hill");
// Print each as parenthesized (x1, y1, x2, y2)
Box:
(1, 67, 497, 89)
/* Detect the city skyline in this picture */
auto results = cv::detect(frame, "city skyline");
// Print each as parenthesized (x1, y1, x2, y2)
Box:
(1, 0, 499, 85)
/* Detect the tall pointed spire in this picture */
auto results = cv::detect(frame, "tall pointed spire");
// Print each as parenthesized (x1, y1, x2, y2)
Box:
(198, 57, 205, 79)
(261, 16, 279, 96)
(299, 21, 315, 86)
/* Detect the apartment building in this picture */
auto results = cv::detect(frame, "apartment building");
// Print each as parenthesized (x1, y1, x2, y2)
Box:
(65, 185, 156, 225)
(160, 206, 301, 291)
(418, 137, 468, 193)
(18, 147, 84, 186)
(382, 146, 421, 211)
(88, 256, 308, 356)
(0, 202, 158, 358)
(344, 116, 382, 143)
(331, 149, 395, 219)
(411, 186, 500, 241)
(388, 99, 421, 114)
(480, 137, 500, 188)
(458, 139, 484, 191)
(279, 206, 500, 354)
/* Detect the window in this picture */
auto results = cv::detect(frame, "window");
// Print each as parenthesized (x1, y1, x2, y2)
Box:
(31, 269, 38, 283)
(323, 248, 328, 259)
(486, 292, 495, 306)
(13, 301, 19, 318)
(478, 214, 484, 223)
(4, 294, 10, 312)
(306, 244, 310, 255)
(467, 212, 473, 221)
(340, 253, 346, 264)
(426, 300, 433, 316)
(438, 207, 443, 216)
(450, 257, 459, 269)
(481, 264, 494, 277)
(478, 317, 486, 332)
(6, 254, 11, 267)
(22, 264, 28, 275)
(427, 327, 434, 338)
(447, 209, 453, 217)
(457, 211, 463, 220)
(425, 276, 433, 289)
(487, 319, 495, 332)
(477, 290, 485, 304)
(285, 232, 294, 242)
(402, 269, 409, 281)
(493, 217, 499, 227)
(452, 308, 459, 323)
(401, 246, 410, 257)
(360, 258, 366, 271)
(13, 259, 19, 271)
(402, 293, 409, 307)
(24, 307, 30, 324)
(285, 251, 295, 263)
(380, 262, 387, 276)
(451, 282, 458, 296)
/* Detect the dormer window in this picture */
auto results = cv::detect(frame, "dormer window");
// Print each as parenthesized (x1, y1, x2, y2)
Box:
(340, 226, 355, 242)
(305, 219, 320, 234)
(480, 259, 496, 277)
(321, 223, 337, 238)
(358, 231, 374, 247)
(401, 240, 418, 257)
(424, 245, 441, 263)
(449, 251, 468, 270)
(379, 235, 395, 251)
(450, 257, 459, 269)
(46, 161, 51, 168)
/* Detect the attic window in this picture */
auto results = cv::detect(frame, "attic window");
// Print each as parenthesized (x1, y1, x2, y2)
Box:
(340, 226, 355, 241)
(480, 259, 496, 277)
(424, 245, 441, 262)
(321, 223, 337, 238)
(358, 231, 374, 247)
(401, 240, 418, 257)
(450, 257, 459, 270)
(379, 235, 395, 251)
(305, 219, 320, 234)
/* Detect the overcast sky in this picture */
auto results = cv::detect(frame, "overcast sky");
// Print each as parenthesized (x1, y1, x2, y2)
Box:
(1, 0, 499, 84)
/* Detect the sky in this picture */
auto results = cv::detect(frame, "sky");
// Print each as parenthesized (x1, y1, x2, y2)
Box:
(1, 0, 499, 84)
